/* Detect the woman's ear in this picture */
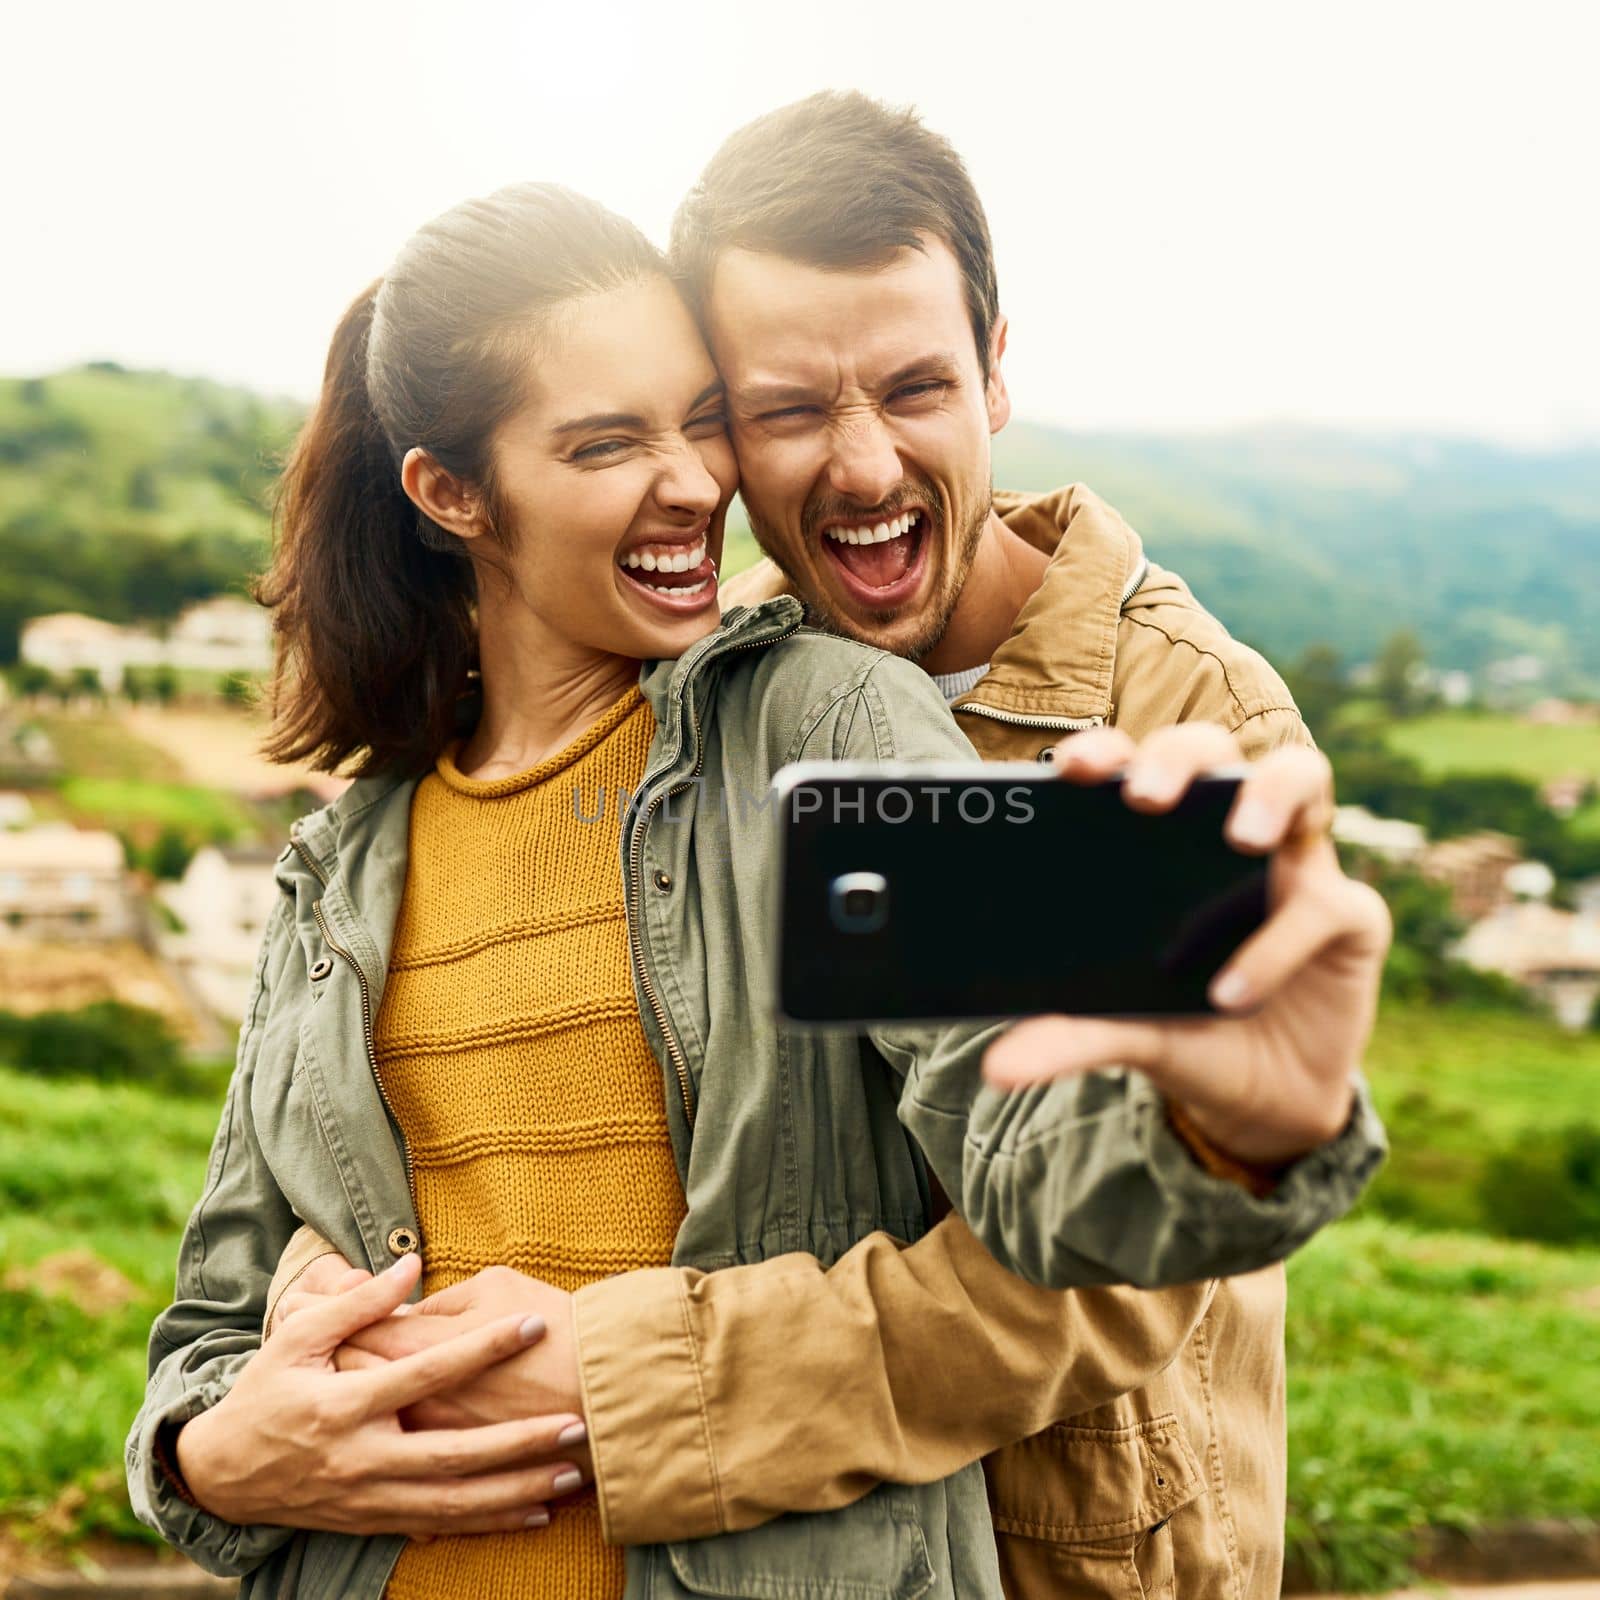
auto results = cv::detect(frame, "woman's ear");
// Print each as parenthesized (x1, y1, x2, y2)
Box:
(401, 447, 489, 542)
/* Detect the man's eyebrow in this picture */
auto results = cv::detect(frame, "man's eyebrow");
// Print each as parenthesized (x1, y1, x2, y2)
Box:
(735, 354, 963, 412)
(733, 380, 822, 411)
(880, 353, 963, 389)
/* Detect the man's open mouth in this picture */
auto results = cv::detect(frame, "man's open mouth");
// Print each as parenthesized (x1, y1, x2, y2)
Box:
(819, 510, 928, 605)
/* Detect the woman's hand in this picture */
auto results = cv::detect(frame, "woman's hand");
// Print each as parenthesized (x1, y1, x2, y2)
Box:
(334, 1267, 589, 1490)
(983, 723, 1392, 1167)
(174, 1254, 584, 1535)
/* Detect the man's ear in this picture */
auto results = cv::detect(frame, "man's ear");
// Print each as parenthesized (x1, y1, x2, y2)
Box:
(984, 313, 1012, 436)
(401, 447, 489, 542)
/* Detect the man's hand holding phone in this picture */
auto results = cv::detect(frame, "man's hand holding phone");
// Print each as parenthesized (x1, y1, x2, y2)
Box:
(983, 722, 1391, 1168)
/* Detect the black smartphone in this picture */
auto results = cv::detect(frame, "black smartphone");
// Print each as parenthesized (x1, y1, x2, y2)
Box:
(773, 762, 1270, 1026)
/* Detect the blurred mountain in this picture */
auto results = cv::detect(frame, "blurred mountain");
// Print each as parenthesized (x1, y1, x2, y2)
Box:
(3, 367, 1596, 694)
(994, 421, 1600, 693)
(0, 365, 300, 659)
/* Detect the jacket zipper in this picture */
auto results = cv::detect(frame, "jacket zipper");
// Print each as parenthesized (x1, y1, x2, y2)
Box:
(291, 832, 419, 1225)
(626, 617, 801, 1131)
(952, 558, 1150, 735)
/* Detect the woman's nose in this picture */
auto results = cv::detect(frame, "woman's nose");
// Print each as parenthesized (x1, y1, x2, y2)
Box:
(659, 440, 723, 516)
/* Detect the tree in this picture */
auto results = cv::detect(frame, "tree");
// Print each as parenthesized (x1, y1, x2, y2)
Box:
(68, 666, 105, 703)
(1285, 644, 1347, 739)
(151, 664, 178, 707)
(1375, 629, 1426, 718)
(148, 825, 195, 881)
(6, 661, 53, 700)
(219, 670, 255, 708)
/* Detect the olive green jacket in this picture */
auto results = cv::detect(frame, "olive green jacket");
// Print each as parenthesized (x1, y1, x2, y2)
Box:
(128, 595, 1385, 1599)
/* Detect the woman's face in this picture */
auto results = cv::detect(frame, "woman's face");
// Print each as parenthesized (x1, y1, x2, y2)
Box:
(480, 274, 736, 662)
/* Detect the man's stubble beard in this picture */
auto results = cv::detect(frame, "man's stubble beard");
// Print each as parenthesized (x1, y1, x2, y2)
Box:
(745, 483, 992, 665)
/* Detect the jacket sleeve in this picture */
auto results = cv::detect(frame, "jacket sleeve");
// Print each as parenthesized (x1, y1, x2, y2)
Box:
(572, 1214, 1213, 1544)
(124, 898, 304, 1577)
(843, 654, 1387, 1290)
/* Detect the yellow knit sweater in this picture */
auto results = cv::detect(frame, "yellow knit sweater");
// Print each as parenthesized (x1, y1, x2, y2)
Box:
(376, 687, 686, 1600)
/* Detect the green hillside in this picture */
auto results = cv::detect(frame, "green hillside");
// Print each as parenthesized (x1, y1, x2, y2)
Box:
(993, 423, 1600, 694)
(0, 365, 300, 660)
(6, 367, 1599, 697)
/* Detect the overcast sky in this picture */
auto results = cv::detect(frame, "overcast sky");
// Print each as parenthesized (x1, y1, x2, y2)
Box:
(4, 0, 1595, 443)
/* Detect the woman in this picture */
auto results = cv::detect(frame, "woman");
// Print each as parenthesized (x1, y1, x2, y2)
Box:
(128, 184, 1381, 1600)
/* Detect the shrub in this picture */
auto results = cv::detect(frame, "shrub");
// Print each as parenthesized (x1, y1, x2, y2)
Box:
(0, 1002, 187, 1090)
(1477, 1123, 1600, 1246)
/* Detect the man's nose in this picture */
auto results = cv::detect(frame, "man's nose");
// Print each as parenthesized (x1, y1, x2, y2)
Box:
(825, 415, 902, 508)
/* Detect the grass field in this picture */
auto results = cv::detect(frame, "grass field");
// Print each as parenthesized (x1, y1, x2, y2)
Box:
(1384, 711, 1600, 784)
(4, 1003, 1599, 1588)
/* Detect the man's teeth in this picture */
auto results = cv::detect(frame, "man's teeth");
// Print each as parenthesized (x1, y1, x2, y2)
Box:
(823, 511, 920, 547)
(621, 539, 707, 573)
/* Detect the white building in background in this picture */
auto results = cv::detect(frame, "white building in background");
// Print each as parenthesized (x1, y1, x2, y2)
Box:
(1332, 805, 1428, 869)
(1456, 901, 1600, 1030)
(0, 792, 33, 830)
(17, 613, 161, 691)
(160, 843, 281, 1020)
(164, 597, 273, 675)
(19, 597, 271, 692)
(0, 824, 134, 941)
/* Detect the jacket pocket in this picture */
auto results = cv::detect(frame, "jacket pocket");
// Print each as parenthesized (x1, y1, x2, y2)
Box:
(664, 1485, 935, 1599)
(983, 1413, 1204, 1600)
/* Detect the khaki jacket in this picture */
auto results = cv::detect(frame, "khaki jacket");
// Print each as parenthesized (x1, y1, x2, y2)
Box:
(575, 485, 1311, 1598)
(264, 485, 1344, 1598)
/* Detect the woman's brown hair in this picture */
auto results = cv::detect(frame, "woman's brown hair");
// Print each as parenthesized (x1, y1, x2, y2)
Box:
(257, 183, 664, 778)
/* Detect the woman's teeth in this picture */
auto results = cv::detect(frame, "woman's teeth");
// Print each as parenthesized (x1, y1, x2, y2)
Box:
(621, 539, 707, 573)
(823, 511, 920, 547)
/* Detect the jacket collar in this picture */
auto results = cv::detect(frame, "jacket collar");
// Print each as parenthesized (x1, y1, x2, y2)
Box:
(279, 594, 809, 979)
(954, 484, 1149, 723)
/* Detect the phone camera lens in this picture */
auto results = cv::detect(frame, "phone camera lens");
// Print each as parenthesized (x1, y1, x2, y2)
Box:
(829, 872, 889, 934)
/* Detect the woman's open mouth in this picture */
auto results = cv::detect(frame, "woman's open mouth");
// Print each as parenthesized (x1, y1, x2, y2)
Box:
(617, 536, 718, 614)
(819, 510, 929, 609)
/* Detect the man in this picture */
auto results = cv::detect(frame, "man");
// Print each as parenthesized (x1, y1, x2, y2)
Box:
(267, 92, 1388, 1597)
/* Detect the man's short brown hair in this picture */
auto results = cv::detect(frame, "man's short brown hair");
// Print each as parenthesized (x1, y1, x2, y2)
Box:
(671, 91, 1000, 366)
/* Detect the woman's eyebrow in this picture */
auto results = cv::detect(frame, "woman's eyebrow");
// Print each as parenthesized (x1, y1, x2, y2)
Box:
(686, 379, 726, 412)
(550, 410, 647, 438)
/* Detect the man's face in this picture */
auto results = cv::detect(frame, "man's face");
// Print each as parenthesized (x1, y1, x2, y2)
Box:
(705, 237, 1010, 660)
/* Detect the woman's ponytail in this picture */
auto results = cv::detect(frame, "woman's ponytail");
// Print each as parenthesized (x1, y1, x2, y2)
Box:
(256, 282, 478, 778)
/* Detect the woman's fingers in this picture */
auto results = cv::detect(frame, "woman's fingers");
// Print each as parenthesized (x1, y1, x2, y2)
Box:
(278, 1253, 422, 1358)
(354, 1312, 541, 1418)
(337, 1466, 558, 1534)
(368, 1413, 588, 1480)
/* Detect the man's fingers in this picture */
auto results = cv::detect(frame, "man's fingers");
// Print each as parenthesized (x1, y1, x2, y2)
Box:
(1050, 726, 1138, 783)
(1223, 745, 1336, 854)
(1120, 722, 1242, 810)
(354, 1313, 544, 1418)
(279, 1253, 421, 1357)
(983, 1014, 1165, 1089)
(368, 1414, 588, 1479)
(1210, 875, 1392, 1013)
